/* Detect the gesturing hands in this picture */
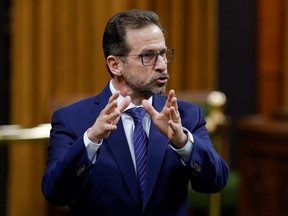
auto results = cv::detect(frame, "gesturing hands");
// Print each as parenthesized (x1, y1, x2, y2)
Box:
(142, 90, 188, 148)
(87, 91, 131, 143)
(88, 89, 187, 148)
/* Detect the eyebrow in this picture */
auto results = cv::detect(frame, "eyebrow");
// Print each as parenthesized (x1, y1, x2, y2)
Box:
(140, 48, 167, 53)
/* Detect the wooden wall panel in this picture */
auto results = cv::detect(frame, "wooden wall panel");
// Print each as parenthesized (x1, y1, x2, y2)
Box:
(169, 0, 185, 90)
(8, 1, 47, 214)
(257, 0, 284, 116)
(284, 0, 288, 107)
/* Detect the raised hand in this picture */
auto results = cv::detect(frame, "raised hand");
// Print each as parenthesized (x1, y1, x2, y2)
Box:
(142, 90, 188, 148)
(88, 91, 131, 143)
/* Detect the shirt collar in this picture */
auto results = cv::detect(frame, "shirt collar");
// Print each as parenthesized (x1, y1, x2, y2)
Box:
(109, 80, 153, 111)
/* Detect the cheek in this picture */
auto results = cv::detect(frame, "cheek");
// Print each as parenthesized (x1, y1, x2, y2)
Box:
(137, 72, 155, 84)
(125, 66, 153, 81)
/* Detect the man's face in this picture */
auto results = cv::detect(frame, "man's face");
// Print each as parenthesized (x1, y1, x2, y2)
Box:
(120, 25, 169, 97)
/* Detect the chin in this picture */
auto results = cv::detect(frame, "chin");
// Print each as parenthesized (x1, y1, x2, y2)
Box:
(139, 84, 167, 97)
(152, 87, 166, 95)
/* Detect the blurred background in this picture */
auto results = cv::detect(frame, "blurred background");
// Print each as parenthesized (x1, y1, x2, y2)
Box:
(0, 0, 288, 215)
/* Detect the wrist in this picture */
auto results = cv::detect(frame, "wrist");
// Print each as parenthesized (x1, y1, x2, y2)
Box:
(87, 128, 102, 144)
(171, 129, 188, 149)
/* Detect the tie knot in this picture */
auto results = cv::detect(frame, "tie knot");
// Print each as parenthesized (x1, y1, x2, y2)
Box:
(126, 107, 146, 125)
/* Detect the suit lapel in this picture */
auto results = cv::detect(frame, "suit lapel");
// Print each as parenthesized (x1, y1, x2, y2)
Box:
(93, 88, 169, 211)
(106, 119, 142, 209)
(142, 95, 169, 210)
(142, 122, 168, 209)
(92, 84, 141, 208)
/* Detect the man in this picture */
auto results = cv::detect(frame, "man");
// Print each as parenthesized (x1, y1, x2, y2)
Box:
(42, 9, 229, 215)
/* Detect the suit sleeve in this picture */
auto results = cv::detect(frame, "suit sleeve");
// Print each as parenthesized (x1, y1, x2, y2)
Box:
(42, 109, 93, 206)
(181, 105, 229, 193)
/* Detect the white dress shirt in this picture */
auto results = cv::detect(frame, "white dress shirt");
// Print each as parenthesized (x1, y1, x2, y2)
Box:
(83, 80, 194, 167)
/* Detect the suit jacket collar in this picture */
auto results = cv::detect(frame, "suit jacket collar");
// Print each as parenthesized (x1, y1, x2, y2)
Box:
(93, 83, 112, 107)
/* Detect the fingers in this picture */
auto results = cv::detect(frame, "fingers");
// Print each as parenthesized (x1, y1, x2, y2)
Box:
(98, 92, 122, 126)
(170, 106, 180, 122)
(171, 94, 178, 112)
(104, 92, 130, 115)
(118, 96, 131, 113)
(164, 89, 175, 108)
(104, 100, 118, 116)
(104, 92, 120, 115)
(89, 92, 124, 142)
(163, 89, 179, 118)
(142, 99, 157, 118)
(106, 95, 131, 124)
(108, 91, 120, 103)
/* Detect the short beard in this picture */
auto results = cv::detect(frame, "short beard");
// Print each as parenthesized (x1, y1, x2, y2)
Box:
(124, 75, 167, 98)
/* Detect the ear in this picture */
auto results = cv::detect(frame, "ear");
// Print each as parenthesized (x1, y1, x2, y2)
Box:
(106, 56, 122, 76)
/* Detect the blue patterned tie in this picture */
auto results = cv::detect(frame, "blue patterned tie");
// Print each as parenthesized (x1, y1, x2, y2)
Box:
(126, 107, 148, 199)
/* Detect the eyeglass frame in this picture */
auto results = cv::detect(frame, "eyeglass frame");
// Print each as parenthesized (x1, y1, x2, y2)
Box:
(116, 48, 174, 66)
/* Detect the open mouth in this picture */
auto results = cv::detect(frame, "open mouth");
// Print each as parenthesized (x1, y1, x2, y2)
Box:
(156, 77, 168, 84)
(156, 76, 168, 83)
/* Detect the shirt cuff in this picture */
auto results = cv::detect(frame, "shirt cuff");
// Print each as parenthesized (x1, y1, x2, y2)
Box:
(170, 128, 194, 164)
(83, 129, 102, 163)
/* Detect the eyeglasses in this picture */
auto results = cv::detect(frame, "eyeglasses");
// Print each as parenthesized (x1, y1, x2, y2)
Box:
(119, 48, 174, 66)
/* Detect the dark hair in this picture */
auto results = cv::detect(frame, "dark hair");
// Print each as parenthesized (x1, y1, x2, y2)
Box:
(102, 9, 165, 59)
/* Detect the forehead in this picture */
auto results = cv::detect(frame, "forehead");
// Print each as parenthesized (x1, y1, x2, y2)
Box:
(126, 25, 166, 52)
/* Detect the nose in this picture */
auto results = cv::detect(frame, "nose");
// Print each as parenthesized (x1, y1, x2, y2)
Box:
(154, 55, 167, 72)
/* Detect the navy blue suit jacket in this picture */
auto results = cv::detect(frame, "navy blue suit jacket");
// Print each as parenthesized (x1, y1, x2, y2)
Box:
(42, 84, 229, 216)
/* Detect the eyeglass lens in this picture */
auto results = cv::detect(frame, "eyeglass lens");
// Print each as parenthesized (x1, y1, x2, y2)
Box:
(141, 49, 174, 66)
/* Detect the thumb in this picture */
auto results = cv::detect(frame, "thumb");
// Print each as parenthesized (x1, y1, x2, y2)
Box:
(142, 99, 157, 118)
